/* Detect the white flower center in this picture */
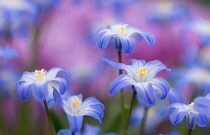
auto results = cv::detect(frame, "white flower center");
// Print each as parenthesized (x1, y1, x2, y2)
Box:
(70, 97, 82, 114)
(188, 102, 197, 113)
(35, 69, 45, 82)
(116, 24, 128, 37)
(134, 66, 147, 82)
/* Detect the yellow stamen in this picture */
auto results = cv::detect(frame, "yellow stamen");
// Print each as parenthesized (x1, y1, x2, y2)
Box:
(138, 66, 147, 75)
(35, 69, 45, 81)
(117, 24, 128, 37)
(72, 97, 81, 107)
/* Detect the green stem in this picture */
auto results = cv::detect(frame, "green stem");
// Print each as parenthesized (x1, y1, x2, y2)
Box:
(140, 107, 149, 135)
(72, 132, 75, 135)
(43, 100, 56, 135)
(125, 91, 137, 132)
(188, 129, 192, 135)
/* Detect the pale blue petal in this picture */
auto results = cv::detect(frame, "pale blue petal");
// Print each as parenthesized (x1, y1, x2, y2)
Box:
(186, 113, 196, 129)
(135, 82, 158, 107)
(192, 113, 208, 127)
(150, 77, 170, 100)
(19, 71, 36, 83)
(109, 74, 136, 95)
(32, 82, 48, 101)
(83, 124, 100, 135)
(78, 97, 104, 123)
(194, 97, 210, 116)
(46, 67, 70, 80)
(67, 114, 83, 132)
(169, 109, 188, 125)
(145, 60, 170, 80)
(17, 82, 33, 101)
(132, 30, 156, 46)
(119, 37, 136, 54)
(95, 29, 116, 49)
(129, 59, 146, 71)
(103, 58, 135, 76)
(50, 77, 68, 95)
(57, 129, 72, 135)
(53, 88, 71, 114)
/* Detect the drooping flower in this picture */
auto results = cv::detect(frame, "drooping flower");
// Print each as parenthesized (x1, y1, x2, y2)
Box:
(57, 124, 117, 135)
(104, 58, 170, 107)
(167, 102, 208, 130)
(53, 89, 105, 132)
(16, 67, 70, 102)
(95, 24, 156, 54)
(194, 93, 210, 116)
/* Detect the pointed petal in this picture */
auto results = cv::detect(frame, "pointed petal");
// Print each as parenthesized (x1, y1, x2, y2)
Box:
(132, 30, 156, 46)
(53, 88, 71, 114)
(16, 82, 33, 101)
(192, 113, 208, 127)
(57, 129, 72, 135)
(194, 97, 210, 116)
(145, 60, 170, 80)
(50, 77, 68, 95)
(129, 59, 146, 71)
(67, 114, 83, 132)
(119, 37, 136, 54)
(109, 74, 135, 95)
(19, 71, 36, 83)
(95, 29, 116, 49)
(32, 82, 48, 101)
(150, 77, 170, 100)
(186, 113, 196, 129)
(78, 97, 105, 123)
(169, 109, 188, 125)
(103, 58, 135, 76)
(46, 67, 70, 80)
(135, 82, 158, 107)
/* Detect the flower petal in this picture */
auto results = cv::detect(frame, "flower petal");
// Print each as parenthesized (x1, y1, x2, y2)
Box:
(95, 29, 116, 49)
(53, 88, 71, 114)
(145, 60, 170, 80)
(103, 58, 135, 76)
(19, 71, 36, 83)
(150, 77, 170, 100)
(129, 59, 146, 71)
(109, 74, 135, 95)
(67, 114, 83, 132)
(78, 97, 104, 123)
(134, 82, 158, 107)
(192, 113, 208, 127)
(119, 37, 136, 54)
(46, 67, 70, 80)
(194, 97, 210, 116)
(32, 82, 48, 101)
(50, 77, 68, 95)
(132, 30, 156, 46)
(186, 113, 196, 129)
(17, 82, 33, 101)
(57, 129, 72, 135)
(169, 109, 188, 125)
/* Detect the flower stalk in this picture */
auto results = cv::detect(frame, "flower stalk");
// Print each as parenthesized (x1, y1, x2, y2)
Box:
(140, 107, 149, 135)
(43, 100, 56, 135)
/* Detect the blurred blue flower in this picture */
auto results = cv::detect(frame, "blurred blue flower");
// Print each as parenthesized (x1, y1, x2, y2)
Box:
(159, 130, 181, 135)
(16, 67, 70, 102)
(95, 24, 155, 54)
(194, 93, 210, 116)
(0, 0, 37, 36)
(104, 58, 170, 107)
(58, 124, 117, 135)
(53, 89, 105, 132)
(28, 0, 60, 12)
(168, 102, 208, 130)
(0, 46, 18, 58)
(147, 1, 188, 25)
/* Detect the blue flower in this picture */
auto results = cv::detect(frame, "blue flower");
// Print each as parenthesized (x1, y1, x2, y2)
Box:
(53, 89, 105, 132)
(104, 58, 170, 107)
(95, 24, 156, 54)
(57, 124, 117, 135)
(194, 93, 210, 116)
(16, 67, 70, 102)
(0, 46, 18, 58)
(168, 102, 208, 130)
